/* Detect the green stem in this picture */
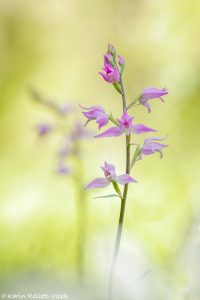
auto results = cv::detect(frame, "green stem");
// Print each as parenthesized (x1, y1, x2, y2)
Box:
(76, 178, 87, 285)
(120, 76, 127, 112)
(108, 76, 131, 299)
(108, 114, 119, 126)
(112, 181, 123, 199)
(74, 145, 87, 285)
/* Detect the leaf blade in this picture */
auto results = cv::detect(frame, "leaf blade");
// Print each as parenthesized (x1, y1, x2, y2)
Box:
(93, 194, 120, 199)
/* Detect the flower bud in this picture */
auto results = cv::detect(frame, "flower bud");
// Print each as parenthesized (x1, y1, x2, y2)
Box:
(118, 55, 125, 66)
(108, 44, 116, 55)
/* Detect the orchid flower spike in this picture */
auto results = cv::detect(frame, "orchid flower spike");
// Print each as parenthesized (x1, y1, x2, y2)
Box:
(95, 112, 156, 138)
(99, 47, 120, 83)
(138, 136, 168, 160)
(85, 161, 137, 189)
(139, 87, 168, 113)
(80, 105, 109, 129)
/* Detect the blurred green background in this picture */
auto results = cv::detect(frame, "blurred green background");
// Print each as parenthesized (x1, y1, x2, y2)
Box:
(0, 0, 200, 299)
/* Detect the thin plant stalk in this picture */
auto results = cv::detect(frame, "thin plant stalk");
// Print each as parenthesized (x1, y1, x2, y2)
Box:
(108, 76, 130, 299)
(30, 89, 88, 284)
(73, 144, 88, 285)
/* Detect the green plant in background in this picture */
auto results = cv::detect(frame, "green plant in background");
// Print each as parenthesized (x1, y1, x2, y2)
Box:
(1, 1, 200, 297)
(80, 44, 169, 299)
(30, 89, 90, 284)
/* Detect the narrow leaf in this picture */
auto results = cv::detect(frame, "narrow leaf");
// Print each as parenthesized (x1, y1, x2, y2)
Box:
(127, 95, 141, 110)
(130, 145, 141, 169)
(128, 143, 139, 149)
(109, 113, 119, 126)
(112, 181, 123, 199)
(93, 194, 120, 199)
(113, 82, 122, 94)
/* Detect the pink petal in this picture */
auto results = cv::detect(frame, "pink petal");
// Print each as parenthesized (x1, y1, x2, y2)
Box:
(143, 142, 168, 151)
(132, 124, 156, 135)
(116, 174, 137, 185)
(112, 67, 120, 82)
(104, 53, 113, 63)
(96, 115, 109, 129)
(118, 55, 125, 66)
(142, 87, 168, 100)
(85, 178, 110, 189)
(144, 135, 168, 144)
(141, 101, 151, 113)
(99, 72, 110, 82)
(79, 104, 104, 112)
(82, 110, 97, 119)
(95, 126, 123, 138)
(56, 165, 71, 175)
(141, 149, 154, 156)
(101, 161, 117, 179)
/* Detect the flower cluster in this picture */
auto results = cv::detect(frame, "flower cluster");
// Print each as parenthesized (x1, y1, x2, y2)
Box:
(79, 44, 169, 299)
(80, 44, 168, 193)
(32, 90, 90, 176)
(31, 90, 91, 281)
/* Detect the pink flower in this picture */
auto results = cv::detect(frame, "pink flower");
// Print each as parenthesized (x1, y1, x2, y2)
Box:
(138, 136, 168, 159)
(80, 105, 109, 129)
(56, 164, 71, 175)
(36, 123, 53, 136)
(95, 112, 156, 138)
(99, 55, 120, 84)
(139, 87, 168, 113)
(85, 161, 136, 189)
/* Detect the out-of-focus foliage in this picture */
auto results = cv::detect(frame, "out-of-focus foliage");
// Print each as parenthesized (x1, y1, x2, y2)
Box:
(0, 0, 200, 299)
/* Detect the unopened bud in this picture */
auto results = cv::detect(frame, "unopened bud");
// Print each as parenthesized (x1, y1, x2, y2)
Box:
(108, 43, 116, 55)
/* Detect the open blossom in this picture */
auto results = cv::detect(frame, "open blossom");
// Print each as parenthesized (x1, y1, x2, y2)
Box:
(85, 161, 136, 189)
(99, 55, 120, 83)
(95, 112, 156, 138)
(139, 87, 168, 113)
(36, 123, 53, 136)
(80, 105, 109, 129)
(138, 136, 168, 160)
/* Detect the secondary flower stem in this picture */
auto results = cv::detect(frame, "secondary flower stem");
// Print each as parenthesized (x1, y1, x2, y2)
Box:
(108, 76, 130, 299)
(120, 76, 127, 112)
(74, 143, 87, 285)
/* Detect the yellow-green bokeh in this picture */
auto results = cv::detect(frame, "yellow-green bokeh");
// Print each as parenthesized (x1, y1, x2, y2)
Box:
(0, 0, 200, 298)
